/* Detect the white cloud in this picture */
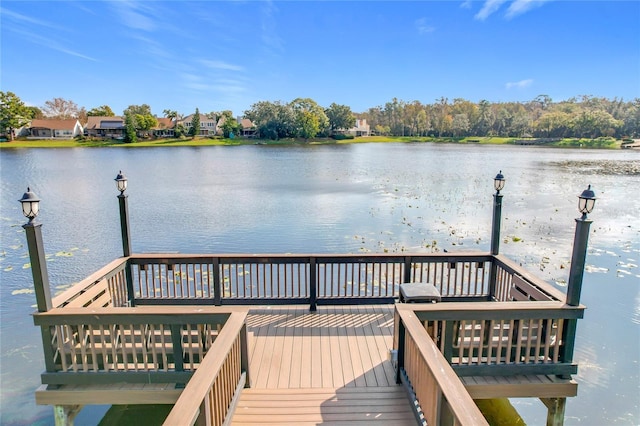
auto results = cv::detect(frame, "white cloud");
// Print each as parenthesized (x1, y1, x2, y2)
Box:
(110, 0, 156, 31)
(506, 79, 533, 89)
(415, 18, 435, 34)
(475, 0, 552, 20)
(460, 1, 473, 9)
(200, 60, 245, 72)
(475, 0, 508, 20)
(506, 0, 552, 19)
(1, 7, 66, 30)
(8, 27, 97, 62)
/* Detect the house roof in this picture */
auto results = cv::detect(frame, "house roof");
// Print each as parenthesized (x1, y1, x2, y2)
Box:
(155, 118, 175, 129)
(181, 114, 216, 123)
(30, 119, 80, 130)
(85, 116, 124, 130)
(239, 118, 256, 129)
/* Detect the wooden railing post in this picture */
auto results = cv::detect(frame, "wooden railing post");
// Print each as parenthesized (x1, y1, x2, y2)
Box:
(488, 255, 498, 300)
(213, 258, 221, 306)
(240, 323, 250, 387)
(403, 256, 412, 283)
(396, 318, 406, 384)
(309, 257, 317, 311)
(125, 260, 135, 307)
(170, 324, 185, 380)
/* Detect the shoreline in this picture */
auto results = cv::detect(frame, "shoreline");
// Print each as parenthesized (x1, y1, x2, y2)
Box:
(0, 136, 631, 149)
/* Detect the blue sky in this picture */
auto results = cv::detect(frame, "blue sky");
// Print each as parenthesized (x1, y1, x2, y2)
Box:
(1, 1, 639, 117)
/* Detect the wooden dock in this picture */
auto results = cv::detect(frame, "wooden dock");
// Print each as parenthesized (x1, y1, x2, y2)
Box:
(234, 305, 416, 425)
(29, 252, 585, 425)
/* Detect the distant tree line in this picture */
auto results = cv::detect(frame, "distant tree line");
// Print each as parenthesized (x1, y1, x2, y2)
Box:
(2, 91, 638, 141)
(244, 98, 355, 140)
(359, 95, 639, 139)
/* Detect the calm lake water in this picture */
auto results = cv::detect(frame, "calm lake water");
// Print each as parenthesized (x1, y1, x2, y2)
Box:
(1, 143, 638, 425)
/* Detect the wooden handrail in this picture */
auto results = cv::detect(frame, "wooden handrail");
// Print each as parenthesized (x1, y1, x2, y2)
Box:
(493, 254, 567, 302)
(163, 311, 248, 426)
(397, 307, 489, 425)
(397, 302, 585, 377)
(51, 257, 128, 308)
(403, 301, 585, 321)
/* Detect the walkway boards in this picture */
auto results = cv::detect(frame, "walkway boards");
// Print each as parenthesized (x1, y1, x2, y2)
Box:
(232, 387, 416, 425)
(245, 305, 397, 389)
(231, 305, 417, 425)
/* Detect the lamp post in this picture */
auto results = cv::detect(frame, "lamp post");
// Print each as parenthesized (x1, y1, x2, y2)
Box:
(19, 187, 52, 312)
(566, 185, 596, 306)
(115, 171, 131, 257)
(490, 171, 505, 255)
(562, 185, 596, 378)
(115, 171, 136, 306)
(488, 171, 505, 299)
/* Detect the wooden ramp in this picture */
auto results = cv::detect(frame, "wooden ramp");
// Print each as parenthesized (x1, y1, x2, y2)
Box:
(231, 305, 417, 425)
(232, 387, 416, 425)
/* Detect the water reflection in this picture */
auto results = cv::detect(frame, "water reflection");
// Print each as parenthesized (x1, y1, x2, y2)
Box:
(1, 144, 638, 425)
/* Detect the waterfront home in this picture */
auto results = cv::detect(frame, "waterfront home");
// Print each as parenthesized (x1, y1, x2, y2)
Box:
(84, 116, 125, 138)
(180, 114, 217, 136)
(153, 118, 176, 137)
(347, 118, 370, 137)
(239, 118, 257, 137)
(29, 119, 83, 139)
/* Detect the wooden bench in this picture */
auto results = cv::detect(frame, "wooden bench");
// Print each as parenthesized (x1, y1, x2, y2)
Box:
(510, 275, 553, 301)
(64, 280, 112, 308)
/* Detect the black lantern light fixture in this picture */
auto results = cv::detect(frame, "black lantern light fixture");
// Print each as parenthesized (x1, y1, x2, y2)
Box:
(115, 171, 128, 194)
(578, 184, 596, 217)
(494, 170, 505, 194)
(18, 187, 52, 311)
(19, 187, 41, 223)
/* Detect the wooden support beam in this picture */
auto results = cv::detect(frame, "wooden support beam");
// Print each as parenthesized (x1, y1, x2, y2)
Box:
(53, 405, 81, 426)
(541, 397, 566, 426)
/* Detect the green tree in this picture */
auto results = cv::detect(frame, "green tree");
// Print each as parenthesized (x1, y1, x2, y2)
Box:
(123, 104, 152, 116)
(26, 106, 44, 120)
(290, 98, 329, 137)
(325, 103, 356, 134)
(163, 109, 178, 120)
(452, 114, 470, 137)
(190, 108, 200, 138)
(88, 105, 115, 116)
(123, 104, 156, 136)
(297, 110, 320, 140)
(220, 116, 242, 138)
(245, 100, 295, 140)
(0, 91, 30, 141)
(124, 112, 137, 143)
(135, 114, 158, 136)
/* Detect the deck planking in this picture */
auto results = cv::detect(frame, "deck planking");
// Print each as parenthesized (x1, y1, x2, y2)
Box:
(232, 305, 413, 425)
(245, 305, 396, 390)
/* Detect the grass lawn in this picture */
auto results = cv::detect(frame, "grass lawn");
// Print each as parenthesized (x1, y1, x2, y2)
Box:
(0, 136, 622, 149)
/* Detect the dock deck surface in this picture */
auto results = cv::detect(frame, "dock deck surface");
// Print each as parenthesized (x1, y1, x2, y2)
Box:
(232, 305, 417, 425)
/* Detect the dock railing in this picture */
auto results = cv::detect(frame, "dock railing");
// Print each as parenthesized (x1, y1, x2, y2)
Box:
(108, 252, 558, 308)
(395, 301, 584, 380)
(163, 311, 248, 426)
(46, 252, 566, 311)
(32, 306, 249, 388)
(395, 305, 489, 425)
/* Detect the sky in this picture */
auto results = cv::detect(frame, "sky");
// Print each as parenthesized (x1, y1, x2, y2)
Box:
(1, 0, 639, 117)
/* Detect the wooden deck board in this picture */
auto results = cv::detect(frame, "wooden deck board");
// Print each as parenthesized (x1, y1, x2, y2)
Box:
(232, 386, 416, 426)
(246, 305, 396, 390)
